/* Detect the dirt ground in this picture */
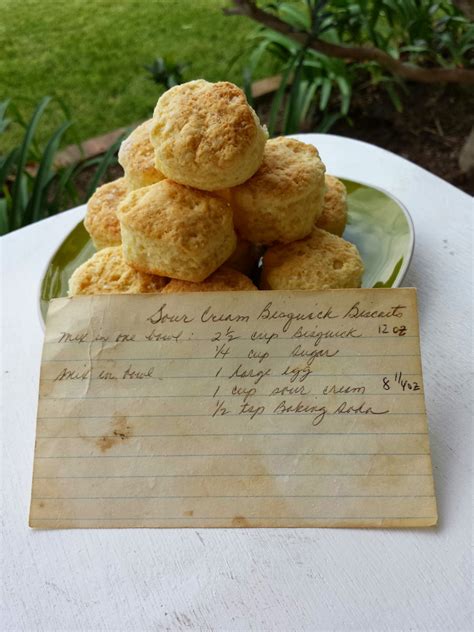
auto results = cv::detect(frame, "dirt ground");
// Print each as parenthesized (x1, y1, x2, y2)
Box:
(329, 82, 473, 195)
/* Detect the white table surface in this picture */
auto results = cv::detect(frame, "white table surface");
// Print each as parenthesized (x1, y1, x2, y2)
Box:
(1, 134, 472, 632)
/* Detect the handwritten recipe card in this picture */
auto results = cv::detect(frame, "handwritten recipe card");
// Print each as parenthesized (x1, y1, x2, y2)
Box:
(30, 289, 437, 528)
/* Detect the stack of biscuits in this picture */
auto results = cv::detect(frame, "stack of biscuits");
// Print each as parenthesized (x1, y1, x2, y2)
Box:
(69, 80, 363, 297)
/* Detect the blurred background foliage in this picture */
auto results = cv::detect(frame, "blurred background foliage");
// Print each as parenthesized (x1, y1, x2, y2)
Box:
(239, 0, 473, 135)
(1, 0, 472, 234)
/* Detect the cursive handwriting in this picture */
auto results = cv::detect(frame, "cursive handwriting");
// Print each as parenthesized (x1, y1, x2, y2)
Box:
(333, 401, 389, 416)
(147, 304, 194, 325)
(291, 344, 339, 366)
(292, 326, 361, 345)
(54, 367, 91, 381)
(343, 302, 406, 319)
(273, 399, 327, 426)
(257, 301, 338, 333)
(145, 329, 183, 342)
(201, 307, 249, 323)
(228, 364, 271, 385)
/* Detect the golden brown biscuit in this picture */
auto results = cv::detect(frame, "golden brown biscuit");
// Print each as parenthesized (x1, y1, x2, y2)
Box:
(150, 80, 268, 191)
(161, 266, 257, 293)
(83, 177, 127, 249)
(229, 137, 326, 245)
(117, 179, 237, 282)
(68, 247, 167, 296)
(118, 120, 165, 190)
(261, 228, 364, 290)
(225, 239, 263, 276)
(316, 175, 347, 236)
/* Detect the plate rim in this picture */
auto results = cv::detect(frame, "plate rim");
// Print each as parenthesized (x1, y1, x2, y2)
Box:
(338, 176, 415, 288)
(37, 178, 415, 328)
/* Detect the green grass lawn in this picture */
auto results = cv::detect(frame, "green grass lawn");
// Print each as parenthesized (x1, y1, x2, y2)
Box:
(1, 0, 273, 150)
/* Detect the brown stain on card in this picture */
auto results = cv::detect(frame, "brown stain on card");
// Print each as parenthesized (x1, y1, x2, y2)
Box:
(231, 515, 251, 527)
(96, 415, 132, 453)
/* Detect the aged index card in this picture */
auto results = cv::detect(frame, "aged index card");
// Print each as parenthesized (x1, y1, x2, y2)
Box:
(30, 289, 437, 528)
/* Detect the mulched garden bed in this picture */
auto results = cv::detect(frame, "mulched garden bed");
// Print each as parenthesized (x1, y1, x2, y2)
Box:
(330, 83, 473, 196)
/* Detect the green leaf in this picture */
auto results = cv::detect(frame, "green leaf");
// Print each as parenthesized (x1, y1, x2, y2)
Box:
(53, 96, 80, 147)
(283, 52, 307, 134)
(279, 3, 311, 30)
(319, 77, 333, 110)
(48, 162, 78, 216)
(10, 96, 52, 229)
(299, 81, 318, 124)
(84, 135, 123, 200)
(335, 75, 352, 115)
(247, 39, 271, 75)
(12, 172, 29, 230)
(268, 58, 296, 136)
(0, 197, 9, 235)
(384, 81, 403, 112)
(27, 120, 73, 224)
(316, 111, 342, 133)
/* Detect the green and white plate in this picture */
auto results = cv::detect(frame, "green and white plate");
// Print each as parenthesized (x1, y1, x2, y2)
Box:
(39, 179, 414, 322)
